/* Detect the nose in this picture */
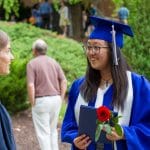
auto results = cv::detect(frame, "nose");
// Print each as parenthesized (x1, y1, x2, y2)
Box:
(89, 48, 96, 55)
(10, 52, 14, 60)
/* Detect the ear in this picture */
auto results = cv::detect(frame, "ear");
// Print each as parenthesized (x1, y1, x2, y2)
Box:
(32, 49, 37, 56)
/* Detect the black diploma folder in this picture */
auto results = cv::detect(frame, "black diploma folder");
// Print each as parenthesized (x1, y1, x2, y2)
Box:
(78, 105, 112, 144)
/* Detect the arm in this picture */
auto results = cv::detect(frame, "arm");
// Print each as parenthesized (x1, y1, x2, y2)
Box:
(61, 81, 79, 144)
(27, 83, 35, 106)
(26, 63, 35, 106)
(105, 74, 150, 149)
(56, 62, 67, 100)
(61, 78, 84, 144)
(122, 75, 150, 149)
(60, 78, 67, 100)
(61, 77, 96, 150)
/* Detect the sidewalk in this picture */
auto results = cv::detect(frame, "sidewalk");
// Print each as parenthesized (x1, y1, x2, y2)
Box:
(12, 109, 71, 150)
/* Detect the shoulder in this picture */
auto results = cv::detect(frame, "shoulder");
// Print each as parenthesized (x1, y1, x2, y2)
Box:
(48, 57, 62, 68)
(69, 77, 85, 94)
(27, 56, 46, 68)
(71, 77, 85, 88)
(27, 58, 36, 67)
(46, 56, 56, 62)
(68, 77, 85, 106)
(131, 72, 149, 83)
(131, 72, 150, 90)
(27, 56, 40, 65)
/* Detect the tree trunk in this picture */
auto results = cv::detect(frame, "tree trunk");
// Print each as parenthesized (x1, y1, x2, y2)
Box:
(69, 3, 83, 41)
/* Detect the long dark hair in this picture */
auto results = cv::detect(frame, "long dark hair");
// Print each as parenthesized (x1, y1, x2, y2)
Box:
(80, 43, 131, 111)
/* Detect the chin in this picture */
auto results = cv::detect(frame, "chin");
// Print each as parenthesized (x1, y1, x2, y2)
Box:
(91, 64, 100, 70)
(6, 70, 10, 75)
(0, 70, 10, 75)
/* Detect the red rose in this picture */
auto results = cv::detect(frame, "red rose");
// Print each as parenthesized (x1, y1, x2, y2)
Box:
(96, 106, 111, 122)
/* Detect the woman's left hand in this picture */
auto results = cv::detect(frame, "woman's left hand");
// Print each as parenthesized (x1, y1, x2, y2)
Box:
(73, 134, 91, 150)
(106, 127, 125, 141)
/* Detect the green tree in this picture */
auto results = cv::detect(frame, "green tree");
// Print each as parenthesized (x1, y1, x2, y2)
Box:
(113, 0, 150, 79)
(0, 0, 19, 19)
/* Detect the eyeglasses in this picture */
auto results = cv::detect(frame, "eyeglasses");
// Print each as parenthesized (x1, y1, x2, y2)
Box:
(83, 45, 109, 54)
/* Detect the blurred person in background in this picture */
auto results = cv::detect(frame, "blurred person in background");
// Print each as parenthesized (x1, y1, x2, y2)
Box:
(118, 5, 129, 24)
(84, 3, 98, 37)
(27, 39, 67, 150)
(39, 0, 53, 29)
(59, 0, 70, 37)
(31, 3, 42, 27)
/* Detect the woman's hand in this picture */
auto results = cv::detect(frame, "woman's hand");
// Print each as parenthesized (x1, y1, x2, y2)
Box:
(73, 134, 91, 150)
(106, 127, 125, 141)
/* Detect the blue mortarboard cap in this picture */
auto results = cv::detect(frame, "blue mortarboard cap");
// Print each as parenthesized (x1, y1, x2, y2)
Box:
(89, 16, 134, 48)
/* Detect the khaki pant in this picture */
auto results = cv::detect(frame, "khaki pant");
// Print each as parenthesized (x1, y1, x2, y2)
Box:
(32, 95, 62, 150)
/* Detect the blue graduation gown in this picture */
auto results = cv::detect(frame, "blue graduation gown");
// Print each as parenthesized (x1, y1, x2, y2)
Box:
(61, 72, 150, 150)
(0, 102, 16, 150)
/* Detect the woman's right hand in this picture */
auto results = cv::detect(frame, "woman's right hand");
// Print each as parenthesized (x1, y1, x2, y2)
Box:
(73, 134, 91, 150)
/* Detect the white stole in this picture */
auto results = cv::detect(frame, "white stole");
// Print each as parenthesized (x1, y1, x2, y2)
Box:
(114, 71, 133, 150)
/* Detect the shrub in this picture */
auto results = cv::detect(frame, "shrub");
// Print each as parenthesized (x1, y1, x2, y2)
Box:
(0, 22, 86, 113)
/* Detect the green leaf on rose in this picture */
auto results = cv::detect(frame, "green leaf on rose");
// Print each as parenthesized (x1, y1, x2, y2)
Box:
(111, 115, 122, 124)
(95, 124, 103, 142)
(103, 124, 111, 134)
(114, 124, 123, 136)
(97, 120, 103, 124)
(112, 117, 118, 124)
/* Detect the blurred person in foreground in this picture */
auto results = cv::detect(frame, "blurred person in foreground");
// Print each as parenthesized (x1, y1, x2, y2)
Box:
(26, 39, 67, 150)
(61, 16, 150, 150)
(0, 30, 16, 150)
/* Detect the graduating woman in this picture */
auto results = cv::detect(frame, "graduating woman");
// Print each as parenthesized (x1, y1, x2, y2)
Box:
(61, 16, 150, 150)
(0, 30, 16, 150)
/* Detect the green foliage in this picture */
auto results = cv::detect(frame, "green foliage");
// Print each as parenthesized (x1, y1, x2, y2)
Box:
(112, 0, 150, 79)
(114, 124, 122, 136)
(95, 123, 103, 142)
(0, 0, 92, 20)
(0, 22, 86, 113)
(53, 0, 82, 5)
(59, 101, 67, 122)
(0, 59, 28, 114)
(68, 0, 81, 5)
(0, 0, 19, 20)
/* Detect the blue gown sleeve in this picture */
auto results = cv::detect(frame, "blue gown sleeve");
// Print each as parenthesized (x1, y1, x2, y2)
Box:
(122, 74, 150, 149)
(61, 78, 84, 144)
(0, 103, 16, 150)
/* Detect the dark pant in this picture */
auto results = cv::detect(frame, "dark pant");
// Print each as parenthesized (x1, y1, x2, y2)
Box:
(41, 13, 50, 29)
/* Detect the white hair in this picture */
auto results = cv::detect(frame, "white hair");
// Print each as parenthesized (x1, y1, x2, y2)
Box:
(32, 39, 48, 54)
